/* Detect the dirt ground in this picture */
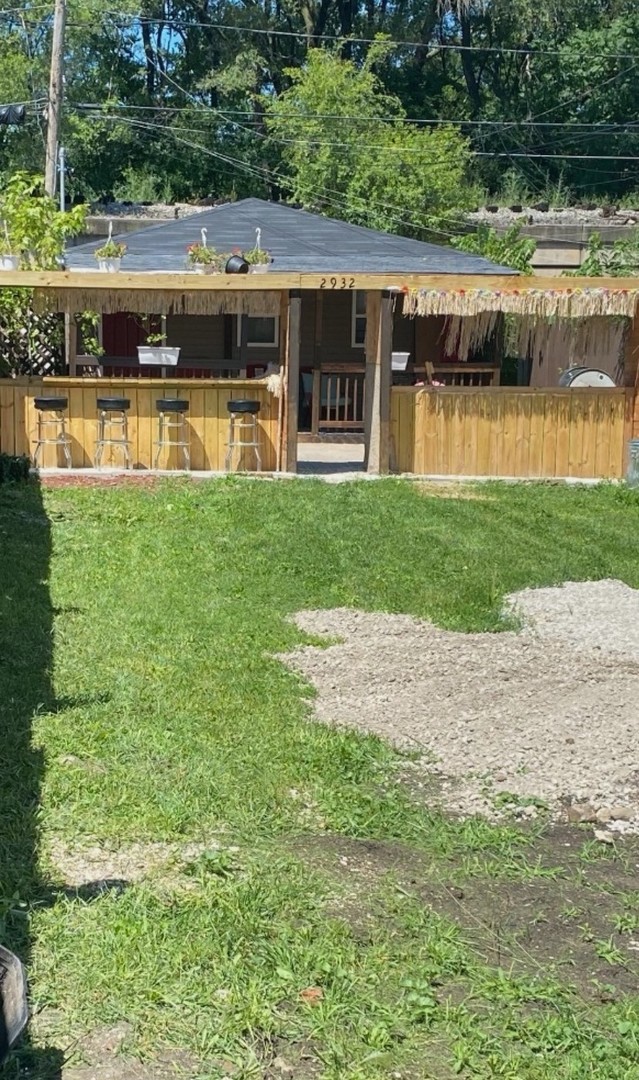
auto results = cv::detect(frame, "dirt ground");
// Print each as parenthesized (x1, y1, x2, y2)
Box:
(283, 580, 639, 831)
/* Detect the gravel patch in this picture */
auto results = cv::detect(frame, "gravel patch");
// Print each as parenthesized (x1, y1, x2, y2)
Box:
(283, 580, 639, 831)
(89, 200, 208, 220)
(468, 207, 639, 226)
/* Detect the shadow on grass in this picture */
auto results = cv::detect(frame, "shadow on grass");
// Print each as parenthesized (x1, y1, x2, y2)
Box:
(0, 480, 63, 1079)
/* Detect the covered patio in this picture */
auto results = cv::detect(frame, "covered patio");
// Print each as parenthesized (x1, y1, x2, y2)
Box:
(1, 257, 638, 478)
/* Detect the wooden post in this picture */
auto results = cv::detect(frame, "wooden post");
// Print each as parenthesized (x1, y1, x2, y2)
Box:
(365, 290, 393, 474)
(311, 367, 321, 437)
(64, 309, 77, 375)
(277, 290, 289, 472)
(624, 312, 639, 391)
(239, 314, 249, 377)
(284, 289, 301, 473)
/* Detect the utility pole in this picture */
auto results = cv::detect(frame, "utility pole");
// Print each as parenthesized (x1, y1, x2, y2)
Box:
(44, 0, 66, 196)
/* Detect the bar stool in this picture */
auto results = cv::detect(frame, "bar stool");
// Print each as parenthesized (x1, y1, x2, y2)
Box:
(33, 396, 72, 468)
(95, 397, 132, 469)
(154, 398, 190, 470)
(225, 400, 262, 472)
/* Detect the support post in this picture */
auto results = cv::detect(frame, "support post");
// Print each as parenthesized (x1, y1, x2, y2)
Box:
(239, 313, 249, 377)
(364, 290, 393, 474)
(276, 291, 288, 472)
(311, 367, 321, 437)
(64, 310, 77, 375)
(284, 289, 301, 473)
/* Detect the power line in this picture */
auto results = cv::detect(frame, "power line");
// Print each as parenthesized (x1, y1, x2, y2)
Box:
(73, 105, 639, 162)
(62, 10, 639, 62)
(70, 101, 639, 132)
(83, 109, 477, 241)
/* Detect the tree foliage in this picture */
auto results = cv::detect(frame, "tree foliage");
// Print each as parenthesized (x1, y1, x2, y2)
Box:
(0, 174, 86, 375)
(451, 224, 536, 273)
(0, 173, 85, 267)
(2, 0, 639, 223)
(265, 50, 475, 236)
(571, 231, 639, 276)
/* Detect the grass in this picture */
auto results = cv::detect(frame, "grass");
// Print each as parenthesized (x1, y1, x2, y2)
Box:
(2, 478, 639, 1078)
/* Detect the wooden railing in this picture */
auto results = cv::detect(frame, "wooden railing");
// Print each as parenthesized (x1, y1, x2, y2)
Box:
(0, 377, 278, 470)
(391, 386, 633, 478)
(311, 367, 365, 434)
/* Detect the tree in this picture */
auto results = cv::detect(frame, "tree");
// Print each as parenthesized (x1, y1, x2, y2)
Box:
(572, 231, 639, 277)
(265, 48, 476, 237)
(451, 223, 536, 273)
(0, 174, 86, 375)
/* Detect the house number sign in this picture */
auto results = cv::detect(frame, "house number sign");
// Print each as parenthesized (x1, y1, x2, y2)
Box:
(319, 276, 356, 289)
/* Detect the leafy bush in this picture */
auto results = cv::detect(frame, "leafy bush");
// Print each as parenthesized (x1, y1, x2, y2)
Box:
(0, 454, 30, 483)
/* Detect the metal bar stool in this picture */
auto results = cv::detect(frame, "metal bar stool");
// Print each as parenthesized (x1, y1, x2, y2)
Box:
(95, 397, 132, 469)
(225, 399, 262, 472)
(154, 398, 190, 470)
(33, 396, 72, 468)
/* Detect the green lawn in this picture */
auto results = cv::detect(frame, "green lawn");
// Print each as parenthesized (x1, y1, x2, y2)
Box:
(2, 478, 639, 1079)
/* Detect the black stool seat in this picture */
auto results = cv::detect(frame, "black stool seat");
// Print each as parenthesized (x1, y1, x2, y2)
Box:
(227, 399, 261, 415)
(34, 396, 68, 411)
(97, 397, 130, 411)
(156, 398, 189, 413)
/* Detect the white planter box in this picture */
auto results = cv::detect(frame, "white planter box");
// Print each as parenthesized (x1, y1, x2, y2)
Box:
(249, 263, 269, 274)
(98, 257, 121, 272)
(191, 265, 221, 275)
(0, 255, 20, 271)
(137, 346, 181, 366)
(392, 351, 410, 372)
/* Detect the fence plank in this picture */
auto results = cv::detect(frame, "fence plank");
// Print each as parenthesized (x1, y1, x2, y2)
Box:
(0, 377, 277, 471)
(391, 386, 630, 479)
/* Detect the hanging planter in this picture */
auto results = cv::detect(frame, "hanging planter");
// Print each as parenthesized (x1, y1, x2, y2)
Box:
(186, 226, 226, 274)
(243, 226, 271, 273)
(137, 326, 180, 366)
(138, 345, 181, 366)
(94, 221, 126, 272)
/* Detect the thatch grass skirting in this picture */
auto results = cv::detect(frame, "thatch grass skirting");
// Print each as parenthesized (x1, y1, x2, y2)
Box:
(33, 289, 282, 317)
(403, 288, 639, 319)
(441, 312, 630, 372)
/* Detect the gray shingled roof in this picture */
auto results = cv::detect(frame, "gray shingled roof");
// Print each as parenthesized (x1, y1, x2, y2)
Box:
(66, 198, 517, 275)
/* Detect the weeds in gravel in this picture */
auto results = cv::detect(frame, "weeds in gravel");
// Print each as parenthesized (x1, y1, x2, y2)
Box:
(3, 479, 639, 1077)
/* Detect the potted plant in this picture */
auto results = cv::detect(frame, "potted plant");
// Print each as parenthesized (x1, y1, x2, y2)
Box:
(76, 310, 105, 371)
(187, 226, 226, 274)
(187, 243, 223, 273)
(0, 221, 19, 271)
(243, 227, 270, 273)
(94, 222, 126, 271)
(137, 321, 180, 366)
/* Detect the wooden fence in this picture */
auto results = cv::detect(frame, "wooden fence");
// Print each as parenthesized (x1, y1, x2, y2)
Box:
(0, 377, 279, 470)
(391, 387, 633, 479)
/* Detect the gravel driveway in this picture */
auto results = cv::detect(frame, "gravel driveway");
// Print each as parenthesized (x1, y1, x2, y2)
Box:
(284, 580, 639, 832)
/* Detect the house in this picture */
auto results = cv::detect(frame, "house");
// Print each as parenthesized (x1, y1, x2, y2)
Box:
(66, 198, 515, 435)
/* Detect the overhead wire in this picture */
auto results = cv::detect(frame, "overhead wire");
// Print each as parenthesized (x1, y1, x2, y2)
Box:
(77, 107, 481, 241)
(56, 9, 639, 62)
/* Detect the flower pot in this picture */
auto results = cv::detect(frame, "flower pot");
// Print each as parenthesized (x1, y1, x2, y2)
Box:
(0, 254, 20, 271)
(225, 255, 250, 274)
(137, 346, 181, 367)
(191, 264, 221, 275)
(249, 263, 269, 274)
(98, 257, 121, 272)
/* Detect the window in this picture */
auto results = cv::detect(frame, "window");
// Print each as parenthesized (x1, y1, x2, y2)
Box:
(237, 315, 279, 348)
(351, 290, 367, 348)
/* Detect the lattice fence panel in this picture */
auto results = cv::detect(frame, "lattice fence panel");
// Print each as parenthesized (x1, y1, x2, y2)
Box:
(0, 306, 64, 376)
